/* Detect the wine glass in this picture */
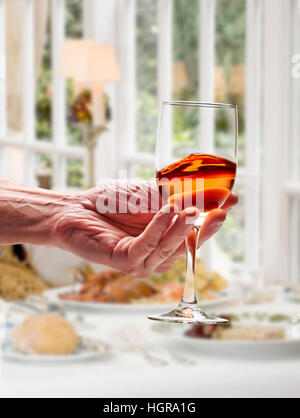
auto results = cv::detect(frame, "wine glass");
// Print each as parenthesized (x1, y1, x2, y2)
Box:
(148, 101, 238, 324)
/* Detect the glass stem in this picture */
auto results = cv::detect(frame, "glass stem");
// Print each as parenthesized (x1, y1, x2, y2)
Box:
(181, 226, 200, 304)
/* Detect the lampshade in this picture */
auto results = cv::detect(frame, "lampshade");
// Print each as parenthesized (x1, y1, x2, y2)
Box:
(214, 67, 228, 101)
(173, 61, 188, 92)
(59, 39, 120, 84)
(229, 65, 245, 99)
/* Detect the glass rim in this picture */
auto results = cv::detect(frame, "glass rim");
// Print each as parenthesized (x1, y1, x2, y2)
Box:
(162, 100, 238, 109)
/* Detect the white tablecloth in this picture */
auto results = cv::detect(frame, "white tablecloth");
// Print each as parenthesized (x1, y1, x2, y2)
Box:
(1, 299, 300, 398)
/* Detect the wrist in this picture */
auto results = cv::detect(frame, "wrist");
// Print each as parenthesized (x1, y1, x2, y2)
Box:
(0, 177, 82, 247)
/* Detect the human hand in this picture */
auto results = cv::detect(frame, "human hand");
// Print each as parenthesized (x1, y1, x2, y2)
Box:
(53, 180, 238, 277)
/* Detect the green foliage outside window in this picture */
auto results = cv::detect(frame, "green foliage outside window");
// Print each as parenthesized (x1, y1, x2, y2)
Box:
(35, 0, 83, 145)
(35, 13, 52, 141)
(136, 0, 158, 154)
(35, 0, 84, 185)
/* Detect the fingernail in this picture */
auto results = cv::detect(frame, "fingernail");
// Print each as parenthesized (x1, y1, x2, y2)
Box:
(184, 207, 198, 216)
(161, 204, 177, 214)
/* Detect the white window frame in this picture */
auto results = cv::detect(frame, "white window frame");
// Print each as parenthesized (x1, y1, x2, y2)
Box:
(115, 0, 262, 275)
(283, 0, 300, 283)
(244, 0, 262, 276)
(261, 0, 293, 283)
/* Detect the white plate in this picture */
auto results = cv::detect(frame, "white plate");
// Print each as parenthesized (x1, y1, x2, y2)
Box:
(1, 338, 110, 363)
(44, 285, 238, 315)
(287, 293, 300, 304)
(174, 322, 300, 357)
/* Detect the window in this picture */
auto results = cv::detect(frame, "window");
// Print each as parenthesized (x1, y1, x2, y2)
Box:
(260, 0, 295, 283)
(116, 0, 258, 279)
(136, 0, 158, 154)
(0, 0, 85, 190)
(212, 0, 246, 275)
(0, 0, 296, 283)
(172, 0, 199, 156)
(286, 0, 300, 282)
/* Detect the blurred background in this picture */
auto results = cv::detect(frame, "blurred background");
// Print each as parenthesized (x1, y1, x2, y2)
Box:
(0, 0, 298, 289)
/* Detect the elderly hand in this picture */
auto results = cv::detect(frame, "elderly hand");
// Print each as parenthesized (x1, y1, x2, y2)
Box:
(52, 180, 238, 277)
(0, 177, 237, 277)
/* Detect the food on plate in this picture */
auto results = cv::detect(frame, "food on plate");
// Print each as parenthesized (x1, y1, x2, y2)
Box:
(0, 245, 31, 266)
(185, 314, 285, 341)
(0, 262, 48, 301)
(149, 258, 228, 302)
(0, 245, 48, 301)
(135, 281, 185, 304)
(212, 325, 285, 341)
(269, 314, 290, 323)
(60, 258, 228, 305)
(60, 270, 157, 303)
(12, 314, 78, 355)
(185, 315, 232, 339)
(0, 261, 47, 301)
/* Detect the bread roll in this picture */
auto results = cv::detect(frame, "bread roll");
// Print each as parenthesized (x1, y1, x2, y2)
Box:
(12, 314, 78, 355)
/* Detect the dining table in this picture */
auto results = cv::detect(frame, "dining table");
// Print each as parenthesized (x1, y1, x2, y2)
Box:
(1, 296, 300, 398)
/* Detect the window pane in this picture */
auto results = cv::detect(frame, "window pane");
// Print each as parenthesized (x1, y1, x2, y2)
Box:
(35, 0, 84, 145)
(289, 198, 300, 282)
(35, 153, 53, 189)
(291, 1, 300, 181)
(212, 185, 245, 277)
(65, 0, 83, 37)
(215, 0, 246, 166)
(136, 0, 158, 154)
(290, 3, 300, 282)
(6, 1, 23, 136)
(35, 6, 52, 142)
(66, 158, 84, 188)
(130, 164, 154, 180)
(0, 147, 5, 176)
(5, 148, 24, 183)
(172, 0, 199, 154)
(65, 0, 84, 146)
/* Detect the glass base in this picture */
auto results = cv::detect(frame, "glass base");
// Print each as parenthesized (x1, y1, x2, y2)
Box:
(148, 302, 229, 325)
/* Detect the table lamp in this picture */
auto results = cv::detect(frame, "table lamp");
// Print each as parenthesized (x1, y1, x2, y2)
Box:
(173, 61, 188, 94)
(59, 39, 120, 187)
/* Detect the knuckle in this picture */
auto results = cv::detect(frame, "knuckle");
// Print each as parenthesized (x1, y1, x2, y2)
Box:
(125, 261, 142, 276)
(158, 255, 179, 272)
(141, 240, 157, 255)
(177, 232, 188, 241)
(156, 209, 170, 222)
(125, 266, 135, 275)
(154, 212, 165, 224)
(155, 264, 171, 274)
(137, 273, 149, 279)
(126, 263, 148, 278)
(135, 269, 149, 279)
(160, 248, 173, 259)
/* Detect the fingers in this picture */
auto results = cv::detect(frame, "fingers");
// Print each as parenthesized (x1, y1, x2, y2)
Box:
(153, 241, 186, 273)
(128, 193, 237, 277)
(221, 192, 238, 212)
(154, 208, 227, 274)
(144, 207, 199, 273)
(128, 204, 178, 261)
(198, 209, 227, 247)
